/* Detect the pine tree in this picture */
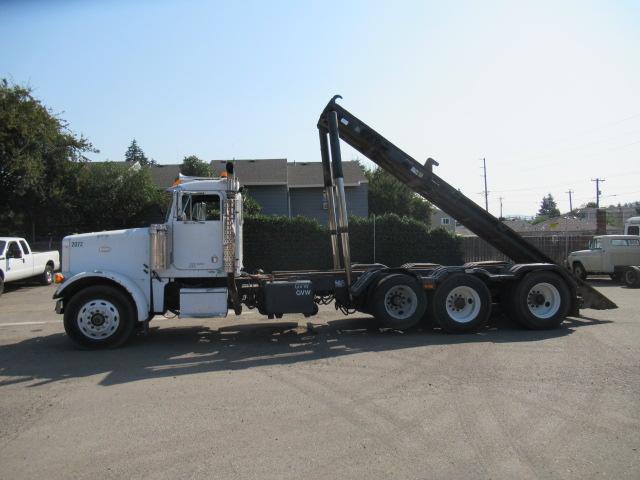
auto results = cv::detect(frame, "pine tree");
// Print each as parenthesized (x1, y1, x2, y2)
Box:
(538, 193, 560, 218)
(124, 139, 153, 166)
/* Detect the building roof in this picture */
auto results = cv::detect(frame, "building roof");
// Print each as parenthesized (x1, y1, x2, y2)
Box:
(145, 159, 368, 189)
(287, 161, 367, 188)
(210, 159, 288, 185)
(148, 164, 181, 188)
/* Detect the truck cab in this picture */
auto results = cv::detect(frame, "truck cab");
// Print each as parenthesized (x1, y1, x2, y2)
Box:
(625, 216, 640, 236)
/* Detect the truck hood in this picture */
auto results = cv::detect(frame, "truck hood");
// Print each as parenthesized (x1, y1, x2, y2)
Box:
(568, 249, 590, 257)
(63, 228, 150, 279)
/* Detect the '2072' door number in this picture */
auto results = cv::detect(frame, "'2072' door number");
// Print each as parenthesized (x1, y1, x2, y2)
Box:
(71, 241, 84, 247)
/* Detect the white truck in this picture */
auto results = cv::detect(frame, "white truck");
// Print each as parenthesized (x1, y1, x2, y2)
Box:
(51, 97, 617, 349)
(625, 216, 640, 236)
(568, 235, 640, 287)
(0, 237, 60, 295)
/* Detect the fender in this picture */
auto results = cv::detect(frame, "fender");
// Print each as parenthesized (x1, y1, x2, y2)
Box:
(53, 270, 150, 322)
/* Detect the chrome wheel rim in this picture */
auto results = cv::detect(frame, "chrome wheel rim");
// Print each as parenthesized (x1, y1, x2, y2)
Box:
(446, 286, 481, 323)
(384, 285, 417, 320)
(77, 299, 120, 340)
(526, 283, 561, 319)
(45, 268, 53, 283)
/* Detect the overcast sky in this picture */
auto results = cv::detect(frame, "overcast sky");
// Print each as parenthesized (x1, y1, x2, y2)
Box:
(2, 0, 639, 216)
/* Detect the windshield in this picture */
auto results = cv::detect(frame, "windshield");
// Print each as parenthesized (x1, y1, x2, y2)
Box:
(0, 241, 5, 255)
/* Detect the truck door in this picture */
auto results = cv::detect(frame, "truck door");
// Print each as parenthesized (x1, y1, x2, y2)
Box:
(172, 192, 224, 271)
(583, 238, 604, 272)
(18, 240, 35, 276)
(5, 241, 30, 281)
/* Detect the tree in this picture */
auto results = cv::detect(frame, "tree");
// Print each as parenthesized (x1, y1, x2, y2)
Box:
(0, 79, 95, 239)
(70, 162, 163, 230)
(365, 166, 432, 225)
(585, 201, 598, 208)
(537, 193, 560, 218)
(125, 139, 154, 166)
(243, 193, 262, 215)
(180, 155, 211, 177)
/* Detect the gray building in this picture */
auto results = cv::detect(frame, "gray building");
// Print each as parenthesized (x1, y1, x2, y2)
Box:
(430, 208, 456, 234)
(149, 159, 368, 223)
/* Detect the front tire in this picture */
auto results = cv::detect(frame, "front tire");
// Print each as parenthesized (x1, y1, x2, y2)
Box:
(511, 272, 571, 330)
(63, 286, 136, 349)
(431, 274, 492, 333)
(573, 262, 587, 281)
(371, 274, 427, 330)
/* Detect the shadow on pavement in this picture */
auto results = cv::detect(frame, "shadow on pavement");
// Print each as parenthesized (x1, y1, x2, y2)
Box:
(0, 312, 611, 388)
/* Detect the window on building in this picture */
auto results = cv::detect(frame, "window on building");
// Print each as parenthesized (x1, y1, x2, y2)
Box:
(441, 217, 451, 225)
(322, 192, 328, 210)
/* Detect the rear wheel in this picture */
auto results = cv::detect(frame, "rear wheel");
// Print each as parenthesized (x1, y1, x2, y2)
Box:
(623, 268, 640, 288)
(40, 264, 53, 285)
(63, 286, 137, 349)
(371, 274, 427, 330)
(572, 262, 587, 281)
(0, 277, 4, 297)
(431, 274, 491, 333)
(511, 272, 570, 329)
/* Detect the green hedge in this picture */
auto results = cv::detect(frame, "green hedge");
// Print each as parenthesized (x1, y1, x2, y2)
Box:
(243, 214, 462, 272)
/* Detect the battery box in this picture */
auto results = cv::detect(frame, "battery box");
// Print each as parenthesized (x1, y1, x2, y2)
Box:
(263, 280, 315, 315)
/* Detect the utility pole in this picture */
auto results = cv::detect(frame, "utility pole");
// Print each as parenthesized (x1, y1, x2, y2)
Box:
(482, 158, 488, 212)
(591, 178, 605, 208)
(499, 196, 503, 219)
(566, 189, 573, 213)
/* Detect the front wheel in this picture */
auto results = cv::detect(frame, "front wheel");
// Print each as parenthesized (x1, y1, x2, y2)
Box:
(572, 262, 587, 281)
(371, 274, 427, 330)
(63, 286, 137, 349)
(511, 272, 571, 329)
(431, 274, 492, 333)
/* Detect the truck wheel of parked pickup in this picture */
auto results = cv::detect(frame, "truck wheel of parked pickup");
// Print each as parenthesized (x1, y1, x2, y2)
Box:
(509, 271, 571, 329)
(431, 274, 491, 333)
(572, 262, 587, 281)
(40, 263, 54, 285)
(371, 273, 427, 330)
(63, 285, 137, 349)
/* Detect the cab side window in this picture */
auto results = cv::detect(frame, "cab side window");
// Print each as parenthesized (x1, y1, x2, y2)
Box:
(19, 240, 30, 254)
(180, 194, 221, 222)
(7, 242, 22, 258)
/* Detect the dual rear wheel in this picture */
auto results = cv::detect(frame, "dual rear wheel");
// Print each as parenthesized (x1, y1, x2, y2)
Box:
(371, 271, 571, 333)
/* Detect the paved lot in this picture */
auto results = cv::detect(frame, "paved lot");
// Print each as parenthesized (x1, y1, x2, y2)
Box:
(0, 279, 639, 479)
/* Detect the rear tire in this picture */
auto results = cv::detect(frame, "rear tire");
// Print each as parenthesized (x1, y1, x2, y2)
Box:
(0, 277, 4, 297)
(511, 271, 571, 330)
(63, 286, 137, 349)
(371, 274, 427, 330)
(572, 262, 587, 281)
(624, 268, 640, 288)
(40, 264, 53, 285)
(431, 274, 491, 333)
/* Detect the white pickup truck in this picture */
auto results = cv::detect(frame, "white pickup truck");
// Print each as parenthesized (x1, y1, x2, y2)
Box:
(568, 235, 640, 287)
(0, 237, 60, 295)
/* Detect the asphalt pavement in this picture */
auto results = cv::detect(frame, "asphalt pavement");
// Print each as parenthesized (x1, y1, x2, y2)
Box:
(0, 279, 639, 479)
